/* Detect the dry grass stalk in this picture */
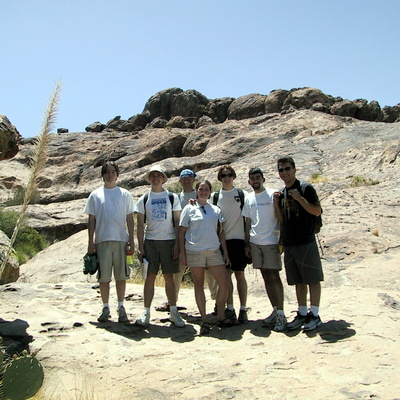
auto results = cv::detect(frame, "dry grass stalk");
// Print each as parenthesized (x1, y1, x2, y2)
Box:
(0, 81, 62, 278)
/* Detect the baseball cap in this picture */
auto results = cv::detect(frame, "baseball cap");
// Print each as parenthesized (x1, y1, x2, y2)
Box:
(179, 169, 196, 178)
(145, 165, 168, 183)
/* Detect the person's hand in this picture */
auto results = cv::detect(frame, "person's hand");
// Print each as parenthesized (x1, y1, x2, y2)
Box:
(88, 243, 96, 254)
(137, 251, 144, 263)
(188, 198, 197, 206)
(224, 255, 230, 267)
(288, 188, 301, 201)
(172, 244, 179, 260)
(245, 244, 252, 259)
(274, 191, 283, 203)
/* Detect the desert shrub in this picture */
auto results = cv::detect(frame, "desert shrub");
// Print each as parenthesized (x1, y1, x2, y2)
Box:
(4, 186, 40, 206)
(351, 175, 379, 187)
(0, 209, 48, 264)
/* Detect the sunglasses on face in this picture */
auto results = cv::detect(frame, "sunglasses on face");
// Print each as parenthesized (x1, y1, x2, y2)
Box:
(221, 173, 233, 178)
(278, 167, 292, 173)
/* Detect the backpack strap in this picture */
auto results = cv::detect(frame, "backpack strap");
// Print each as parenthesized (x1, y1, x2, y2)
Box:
(212, 191, 219, 206)
(237, 188, 245, 211)
(143, 191, 175, 226)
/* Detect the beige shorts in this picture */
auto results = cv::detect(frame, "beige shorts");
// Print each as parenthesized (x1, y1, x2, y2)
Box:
(250, 243, 282, 270)
(96, 241, 131, 282)
(186, 248, 224, 268)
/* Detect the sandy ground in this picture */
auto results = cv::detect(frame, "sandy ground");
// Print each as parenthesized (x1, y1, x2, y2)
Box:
(1, 243, 400, 400)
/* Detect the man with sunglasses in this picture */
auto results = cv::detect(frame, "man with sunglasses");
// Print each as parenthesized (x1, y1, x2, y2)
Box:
(274, 156, 324, 331)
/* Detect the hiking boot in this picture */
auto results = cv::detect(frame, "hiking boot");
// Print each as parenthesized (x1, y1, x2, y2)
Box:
(135, 310, 150, 328)
(287, 312, 308, 330)
(274, 314, 287, 332)
(238, 309, 249, 324)
(263, 309, 277, 326)
(303, 312, 322, 331)
(224, 308, 237, 322)
(170, 310, 185, 328)
(118, 305, 129, 323)
(97, 307, 110, 322)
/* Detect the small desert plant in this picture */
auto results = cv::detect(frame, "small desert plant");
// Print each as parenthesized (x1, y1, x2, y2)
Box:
(165, 181, 182, 194)
(350, 175, 379, 187)
(310, 173, 328, 183)
(0, 209, 48, 264)
(4, 186, 41, 206)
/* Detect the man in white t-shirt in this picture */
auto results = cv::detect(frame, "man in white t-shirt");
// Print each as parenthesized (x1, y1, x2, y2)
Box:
(242, 167, 287, 332)
(135, 165, 185, 328)
(84, 161, 136, 323)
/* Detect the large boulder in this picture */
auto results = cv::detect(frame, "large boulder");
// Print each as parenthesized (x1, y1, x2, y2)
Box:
(382, 104, 400, 123)
(0, 230, 19, 284)
(142, 87, 184, 121)
(85, 121, 105, 133)
(264, 90, 290, 113)
(354, 99, 383, 122)
(330, 99, 359, 118)
(204, 97, 234, 123)
(0, 115, 21, 160)
(283, 87, 335, 111)
(170, 89, 209, 119)
(228, 94, 268, 120)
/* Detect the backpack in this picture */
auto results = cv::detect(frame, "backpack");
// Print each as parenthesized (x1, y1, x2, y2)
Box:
(282, 182, 323, 234)
(212, 188, 245, 210)
(143, 191, 176, 227)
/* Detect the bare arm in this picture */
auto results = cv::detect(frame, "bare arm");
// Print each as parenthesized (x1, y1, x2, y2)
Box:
(218, 224, 230, 266)
(172, 210, 181, 260)
(244, 217, 252, 259)
(136, 213, 145, 262)
(288, 189, 321, 216)
(126, 212, 135, 252)
(273, 191, 284, 223)
(179, 225, 188, 266)
(87, 214, 96, 254)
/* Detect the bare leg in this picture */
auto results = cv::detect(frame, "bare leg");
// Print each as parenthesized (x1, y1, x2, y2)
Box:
(100, 282, 110, 304)
(208, 265, 229, 321)
(164, 273, 177, 307)
(115, 280, 126, 302)
(190, 267, 206, 321)
(204, 269, 218, 300)
(295, 283, 308, 307)
(234, 270, 248, 308)
(172, 263, 187, 303)
(260, 269, 284, 310)
(309, 282, 321, 307)
(143, 272, 157, 308)
(227, 269, 234, 305)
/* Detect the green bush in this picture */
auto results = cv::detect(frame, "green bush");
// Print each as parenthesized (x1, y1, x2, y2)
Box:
(0, 209, 48, 264)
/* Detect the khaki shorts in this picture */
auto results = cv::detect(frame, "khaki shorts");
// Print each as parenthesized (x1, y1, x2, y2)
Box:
(250, 243, 282, 270)
(186, 248, 225, 268)
(96, 241, 131, 282)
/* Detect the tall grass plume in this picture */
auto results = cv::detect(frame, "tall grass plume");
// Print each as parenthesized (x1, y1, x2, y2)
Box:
(0, 81, 62, 279)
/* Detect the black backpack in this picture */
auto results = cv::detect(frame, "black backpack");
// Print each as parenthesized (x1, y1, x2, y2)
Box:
(143, 191, 176, 227)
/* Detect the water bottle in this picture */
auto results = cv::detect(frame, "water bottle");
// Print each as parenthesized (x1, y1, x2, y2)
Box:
(126, 244, 134, 265)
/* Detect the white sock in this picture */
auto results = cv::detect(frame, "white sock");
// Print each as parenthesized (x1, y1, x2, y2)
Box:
(144, 307, 150, 314)
(240, 306, 247, 311)
(169, 305, 177, 312)
(118, 301, 124, 309)
(310, 306, 319, 317)
(227, 304, 234, 311)
(103, 303, 109, 309)
(277, 309, 285, 317)
(299, 306, 308, 316)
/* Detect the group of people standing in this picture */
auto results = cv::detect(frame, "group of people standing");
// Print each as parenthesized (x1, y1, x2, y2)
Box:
(84, 156, 324, 335)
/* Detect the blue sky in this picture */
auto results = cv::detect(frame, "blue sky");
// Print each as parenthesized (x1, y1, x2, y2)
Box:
(2, 0, 399, 138)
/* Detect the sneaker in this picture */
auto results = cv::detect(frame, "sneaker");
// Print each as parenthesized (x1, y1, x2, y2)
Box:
(118, 305, 129, 323)
(224, 308, 237, 322)
(274, 314, 287, 332)
(287, 312, 308, 330)
(97, 307, 110, 322)
(303, 312, 323, 331)
(135, 310, 150, 328)
(170, 310, 185, 328)
(238, 309, 249, 324)
(263, 309, 277, 326)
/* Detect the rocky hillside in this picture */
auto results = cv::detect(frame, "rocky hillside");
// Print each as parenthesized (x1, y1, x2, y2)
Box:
(0, 87, 399, 283)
